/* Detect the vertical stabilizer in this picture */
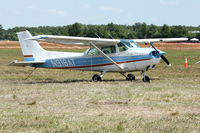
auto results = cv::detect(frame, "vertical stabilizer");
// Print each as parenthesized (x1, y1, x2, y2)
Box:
(17, 31, 46, 61)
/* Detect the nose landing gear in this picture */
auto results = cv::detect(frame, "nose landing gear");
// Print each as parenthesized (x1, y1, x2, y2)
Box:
(141, 71, 150, 83)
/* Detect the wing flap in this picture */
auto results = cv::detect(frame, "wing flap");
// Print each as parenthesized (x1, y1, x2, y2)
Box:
(8, 60, 45, 67)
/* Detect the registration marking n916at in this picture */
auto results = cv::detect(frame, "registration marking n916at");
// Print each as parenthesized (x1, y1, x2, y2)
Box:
(51, 59, 75, 67)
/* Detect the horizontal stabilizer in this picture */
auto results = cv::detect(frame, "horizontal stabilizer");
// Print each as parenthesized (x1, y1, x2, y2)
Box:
(8, 60, 45, 67)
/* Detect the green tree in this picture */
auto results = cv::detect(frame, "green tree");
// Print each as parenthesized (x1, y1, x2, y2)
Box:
(0, 25, 5, 40)
(161, 24, 171, 38)
(68, 23, 84, 36)
(171, 26, 187, 37)
(133, 22, 148, 39)
(147, 24, 159, 38)
(85, 25, 98, 37)
(2, 22, 200, 41)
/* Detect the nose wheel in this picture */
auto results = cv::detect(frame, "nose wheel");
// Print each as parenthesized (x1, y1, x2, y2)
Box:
(142, 75, 150, 82)
(142, 71, 150, 82)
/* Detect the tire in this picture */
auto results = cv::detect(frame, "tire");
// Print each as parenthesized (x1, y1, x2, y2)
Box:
(92, 74, 102, 82)
(126, 74, 135, 81)
(142, 76, 150, 83)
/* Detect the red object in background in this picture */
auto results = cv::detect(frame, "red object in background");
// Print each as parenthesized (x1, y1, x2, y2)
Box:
(184, 57, 188, 68)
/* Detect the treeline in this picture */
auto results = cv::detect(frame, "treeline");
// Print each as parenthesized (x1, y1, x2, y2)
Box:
(0, 23, 200, 41)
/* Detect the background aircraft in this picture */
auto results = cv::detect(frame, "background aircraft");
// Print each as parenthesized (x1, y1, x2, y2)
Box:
(9, 31, 188, 82)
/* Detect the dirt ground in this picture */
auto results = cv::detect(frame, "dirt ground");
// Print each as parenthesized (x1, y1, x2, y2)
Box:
(1, 41, 200, 50)
(0, 41, 88, 49)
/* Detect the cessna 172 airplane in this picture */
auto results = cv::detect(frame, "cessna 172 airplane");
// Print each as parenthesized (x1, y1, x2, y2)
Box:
(9, 30, 188, 82)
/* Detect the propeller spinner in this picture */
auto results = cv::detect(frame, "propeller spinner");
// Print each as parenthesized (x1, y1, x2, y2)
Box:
(150, 42, 171, 66)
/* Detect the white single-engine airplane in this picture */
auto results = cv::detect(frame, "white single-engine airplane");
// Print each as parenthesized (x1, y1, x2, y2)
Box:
(9, 31, 188, 82)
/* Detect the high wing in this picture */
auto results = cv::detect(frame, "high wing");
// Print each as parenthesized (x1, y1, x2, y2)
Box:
(27, 35, 120, 46)
(133, 38, 188, 44)
(8, 60, 45, 67)
(28, 35, 188, 46)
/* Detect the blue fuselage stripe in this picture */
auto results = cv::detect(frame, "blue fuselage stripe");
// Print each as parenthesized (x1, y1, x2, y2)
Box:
(32, 55, 154, 69)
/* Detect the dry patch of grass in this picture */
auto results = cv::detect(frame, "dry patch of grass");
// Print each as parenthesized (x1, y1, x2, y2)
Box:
(0, 79, 199, 132)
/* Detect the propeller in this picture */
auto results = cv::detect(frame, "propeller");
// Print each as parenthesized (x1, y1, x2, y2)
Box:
(150, 42, 171, 66)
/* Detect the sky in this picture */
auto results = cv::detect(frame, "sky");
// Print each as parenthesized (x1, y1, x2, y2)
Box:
(0, 0, 199, 29)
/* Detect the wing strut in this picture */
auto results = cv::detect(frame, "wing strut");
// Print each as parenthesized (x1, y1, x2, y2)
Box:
(89, 41, 123, 71)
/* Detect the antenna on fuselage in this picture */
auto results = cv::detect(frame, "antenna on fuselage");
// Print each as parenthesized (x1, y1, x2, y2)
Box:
(95, 33, 101, 38)
(109, 34, 114, 39)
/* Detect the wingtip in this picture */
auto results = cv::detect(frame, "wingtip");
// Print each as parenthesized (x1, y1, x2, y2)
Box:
(169, 64, 172, 67)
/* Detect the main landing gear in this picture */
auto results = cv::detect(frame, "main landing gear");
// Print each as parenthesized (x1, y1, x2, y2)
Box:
(122, 72, 150, 82)
(124, 72, 150, 82)
(119, 72, 135, 81)
(92, 74, 101, 81)
(92, 71, 105, 82)
(126, 74, 135, 81)
(92, 72, 136, 82)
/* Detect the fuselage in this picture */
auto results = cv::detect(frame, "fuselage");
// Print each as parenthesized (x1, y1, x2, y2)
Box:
(30, 40, 165, 73)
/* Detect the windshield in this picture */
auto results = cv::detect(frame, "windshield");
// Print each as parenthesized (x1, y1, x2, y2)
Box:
(120, 40, 140, 48)
(117, 42, 128, 52)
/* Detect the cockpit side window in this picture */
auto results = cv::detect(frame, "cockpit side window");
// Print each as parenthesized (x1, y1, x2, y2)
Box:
(87, 45, 116, 56)
(117, 42, 128, 52)
(101, 46, 116, 54)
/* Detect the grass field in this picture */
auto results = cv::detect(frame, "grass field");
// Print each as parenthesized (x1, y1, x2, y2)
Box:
(0, 48, 200, 133)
